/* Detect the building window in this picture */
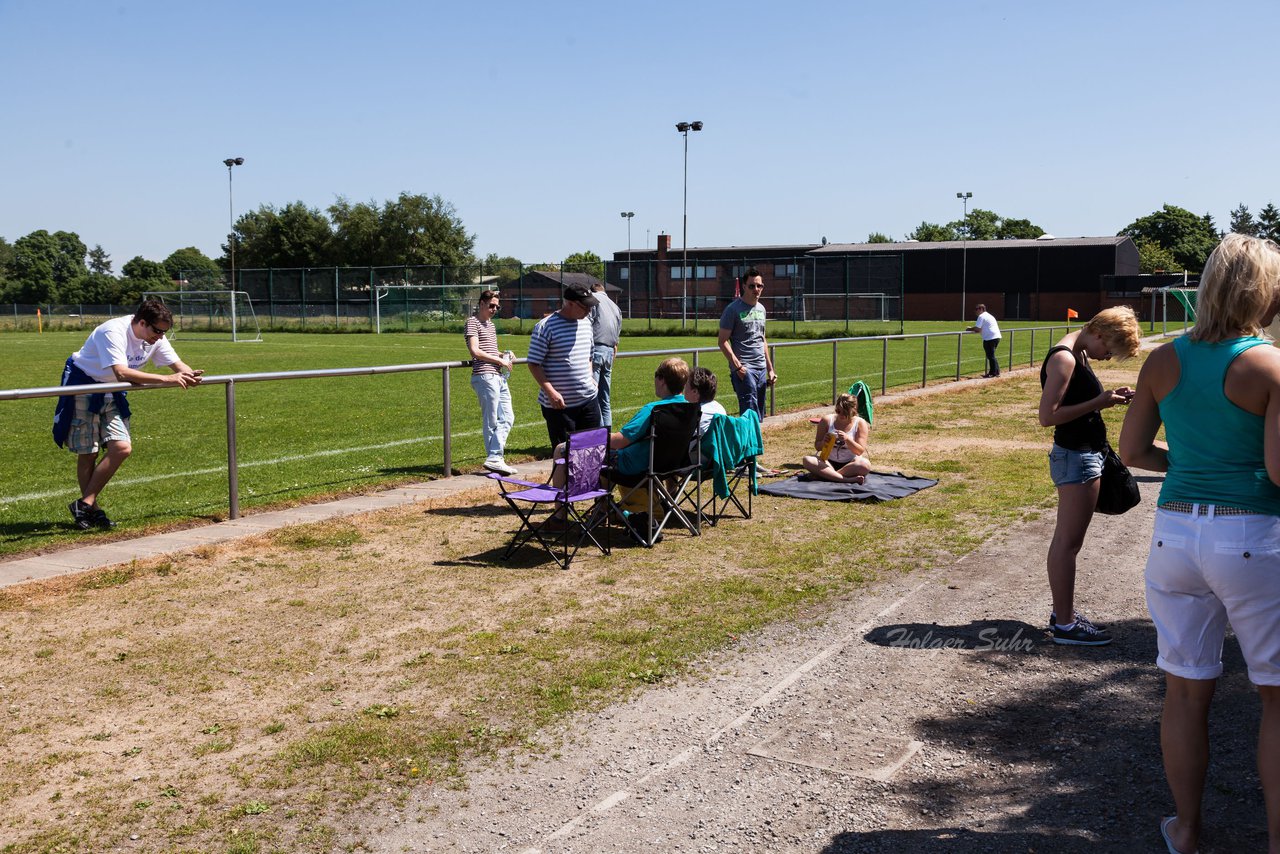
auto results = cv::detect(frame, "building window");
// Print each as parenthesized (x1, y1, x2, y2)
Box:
(620, 267, 629, 280)
(674, 265, 718, 280)
(774, 263, 797, 278)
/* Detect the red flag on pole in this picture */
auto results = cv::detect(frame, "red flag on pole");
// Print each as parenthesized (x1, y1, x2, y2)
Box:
(1066, 308, 1079, 320)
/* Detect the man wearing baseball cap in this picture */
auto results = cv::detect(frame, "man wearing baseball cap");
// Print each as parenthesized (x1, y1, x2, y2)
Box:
(526, 285, 601, 449)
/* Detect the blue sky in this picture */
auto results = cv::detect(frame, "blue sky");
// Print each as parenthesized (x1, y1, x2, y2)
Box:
(1, 0, 1276, 268)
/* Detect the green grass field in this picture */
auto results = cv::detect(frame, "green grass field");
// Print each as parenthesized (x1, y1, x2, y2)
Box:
(0, 321, 1070, 556)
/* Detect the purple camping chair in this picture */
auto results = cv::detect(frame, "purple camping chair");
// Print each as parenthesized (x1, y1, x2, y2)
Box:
(488, 427, 610, 570)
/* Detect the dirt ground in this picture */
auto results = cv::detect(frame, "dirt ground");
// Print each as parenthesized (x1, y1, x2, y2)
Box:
(351, 471, 1269, 854)
(341, 363, 1271, 854)
(2, 356, 1270, 852)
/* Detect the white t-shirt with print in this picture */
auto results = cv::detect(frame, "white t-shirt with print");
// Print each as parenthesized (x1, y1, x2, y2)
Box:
(72, 315, 181, 383)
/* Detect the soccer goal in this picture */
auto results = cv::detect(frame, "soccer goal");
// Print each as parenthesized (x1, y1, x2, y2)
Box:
(1154, 286, 1197, 335)
(144, 290, 263, 342)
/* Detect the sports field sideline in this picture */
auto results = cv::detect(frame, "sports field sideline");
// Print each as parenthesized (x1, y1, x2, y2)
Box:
(0, 323, 1059, 557)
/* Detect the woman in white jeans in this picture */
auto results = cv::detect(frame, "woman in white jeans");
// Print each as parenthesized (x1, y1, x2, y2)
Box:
(1121, 233, 1280, 854)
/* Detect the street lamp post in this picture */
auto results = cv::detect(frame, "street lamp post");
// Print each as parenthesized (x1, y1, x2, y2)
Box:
(956, 191, 972, 320)
(676, 121, 703, 327)
(620, 211, 634, 318)
(224, 157, 245, 290)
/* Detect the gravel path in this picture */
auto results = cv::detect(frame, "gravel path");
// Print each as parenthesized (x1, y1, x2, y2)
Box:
(350, 474, 1269, 853)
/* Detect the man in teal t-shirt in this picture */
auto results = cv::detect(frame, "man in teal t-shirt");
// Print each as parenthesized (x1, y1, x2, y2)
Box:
(612, 357, 690, 475)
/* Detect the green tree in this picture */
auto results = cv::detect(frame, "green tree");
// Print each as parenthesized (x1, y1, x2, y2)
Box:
(1118, 204, 1219, 272)
(4, 229, 88, 302)
(118, 256, 172, 304)
(87, 244, 113, 275)
(949, 208, 1000, 241)
(1135, 238, 1182, 274)
(562, 250, 604, 280)
(0, 237, 14, 297)
(327, 197, 382, 266)
(1229, 204, 1259, 237)
(230, 202, 333, 268)
(866, 232, 893, 243)
(163, 246, 222, 287)
(482, 253, 524, 287)
(377, 192, 475, 269)
(995, 217, 1046, 240)
(79, 273, 122, 304)
(1258, 203, 1280, 244)
(905, 221, 957, 242)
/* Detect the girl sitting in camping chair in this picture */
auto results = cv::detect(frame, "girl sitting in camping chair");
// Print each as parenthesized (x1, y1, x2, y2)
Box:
(802, 391, 870, 483)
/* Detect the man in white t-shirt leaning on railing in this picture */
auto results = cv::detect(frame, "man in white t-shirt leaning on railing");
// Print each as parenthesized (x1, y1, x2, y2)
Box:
(52, 299, 203, 530)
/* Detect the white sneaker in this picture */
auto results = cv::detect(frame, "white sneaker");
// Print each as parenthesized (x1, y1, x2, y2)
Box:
(484, 459, 518, 476)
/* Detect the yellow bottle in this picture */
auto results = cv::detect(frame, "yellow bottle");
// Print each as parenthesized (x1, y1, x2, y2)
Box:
(818, 431, 837, 462)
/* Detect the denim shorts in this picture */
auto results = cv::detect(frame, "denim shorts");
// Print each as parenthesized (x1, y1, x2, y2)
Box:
(1047, 444, 1103, 486)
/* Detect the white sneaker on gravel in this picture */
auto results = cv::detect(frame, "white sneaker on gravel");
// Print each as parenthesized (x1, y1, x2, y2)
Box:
(484, 460, 518, 476)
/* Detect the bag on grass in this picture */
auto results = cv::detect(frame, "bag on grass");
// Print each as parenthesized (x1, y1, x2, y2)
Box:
(1095, 443, 1140, 515)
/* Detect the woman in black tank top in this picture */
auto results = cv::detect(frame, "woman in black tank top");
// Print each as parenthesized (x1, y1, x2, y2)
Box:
(1036, 307, 1142, 646)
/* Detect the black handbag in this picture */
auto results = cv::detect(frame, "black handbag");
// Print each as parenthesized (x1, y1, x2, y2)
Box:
(1095, 443, 1140, 515)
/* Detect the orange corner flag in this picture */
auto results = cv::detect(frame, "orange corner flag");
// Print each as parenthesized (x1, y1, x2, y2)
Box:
(1066, 308, 1079, 320)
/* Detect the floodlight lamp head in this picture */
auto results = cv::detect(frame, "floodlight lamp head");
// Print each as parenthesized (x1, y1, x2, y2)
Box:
(690, 121, 703, 131)
(676, 122, 690, 132)
(621, 211, 634, 218)
(224, 157, 244, 167)
(956, 191, 971, 199)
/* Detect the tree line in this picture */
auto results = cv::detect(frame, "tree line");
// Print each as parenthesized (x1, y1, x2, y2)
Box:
(0, 192, 480, 305)
(872, 202, 1280, 273)
(4, 196, 1277, 305)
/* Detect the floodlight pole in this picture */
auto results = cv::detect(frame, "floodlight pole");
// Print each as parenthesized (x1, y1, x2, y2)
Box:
(224, 157, 245, 292)
(676, 121, 703, 328)
(621, 211, 634, 318)
(956, 191, 972, 320)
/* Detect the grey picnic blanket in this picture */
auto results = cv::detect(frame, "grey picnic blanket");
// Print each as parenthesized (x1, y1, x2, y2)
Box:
(757, 471, 938, 502)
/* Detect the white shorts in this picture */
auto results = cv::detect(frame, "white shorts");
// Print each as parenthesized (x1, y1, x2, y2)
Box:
(1144, 506, 1280, 685)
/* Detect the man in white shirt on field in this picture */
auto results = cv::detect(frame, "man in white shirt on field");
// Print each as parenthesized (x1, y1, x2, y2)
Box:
(968, 303, 1003, 378)
(53, 299, 203, 530)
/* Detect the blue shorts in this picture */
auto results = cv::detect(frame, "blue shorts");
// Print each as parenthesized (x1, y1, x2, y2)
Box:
(1048, 444, 1103, 486)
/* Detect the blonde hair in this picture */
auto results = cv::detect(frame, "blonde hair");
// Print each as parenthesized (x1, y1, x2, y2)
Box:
(1191, 233, 1280, 342)
(1083, 305, 1141, 360)
(654, 357, 690, 396)
(834, 392, 858, 418)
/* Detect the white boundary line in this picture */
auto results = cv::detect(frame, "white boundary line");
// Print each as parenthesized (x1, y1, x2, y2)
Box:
(517, 579, 930, 854)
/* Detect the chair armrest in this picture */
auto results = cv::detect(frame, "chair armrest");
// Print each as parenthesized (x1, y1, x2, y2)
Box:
(486, 472, 547, 489)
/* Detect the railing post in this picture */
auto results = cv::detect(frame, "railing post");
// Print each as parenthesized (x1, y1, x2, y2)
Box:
(225, 380, 239, 520)
(921, 335, 929, 388)
(768, 344, 776, 416)
(955, 332, 962, 381)
(832, 340, 838, 404)
(881, 338, 888, 395)
(1006, 329, 1014, 373)
(442, 366, 452, 475)
(1030, 328, 1035, 366)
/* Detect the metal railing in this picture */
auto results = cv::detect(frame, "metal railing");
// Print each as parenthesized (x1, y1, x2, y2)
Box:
(1, 325, 1071, 521)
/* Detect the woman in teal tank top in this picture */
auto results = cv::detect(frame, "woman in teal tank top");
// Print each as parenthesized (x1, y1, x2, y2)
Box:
(1120, 233, 1280, 854)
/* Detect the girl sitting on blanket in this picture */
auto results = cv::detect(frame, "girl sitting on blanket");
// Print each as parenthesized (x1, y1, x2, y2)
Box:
(802, 392, 870, 483)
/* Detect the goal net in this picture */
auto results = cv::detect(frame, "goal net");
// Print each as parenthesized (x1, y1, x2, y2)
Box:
(143, 290, 263, 342)
(1153, 286, 1197, 335)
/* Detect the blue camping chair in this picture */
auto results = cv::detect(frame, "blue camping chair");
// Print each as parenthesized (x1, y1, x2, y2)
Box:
(489, 427, 611, 570)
